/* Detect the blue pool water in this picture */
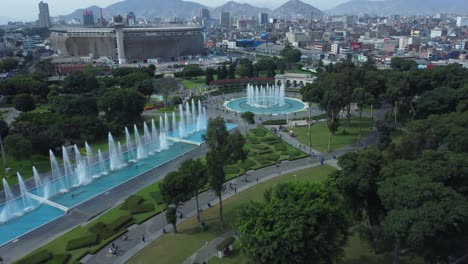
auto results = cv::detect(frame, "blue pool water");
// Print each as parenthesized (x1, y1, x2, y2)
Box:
(52, 142, 196, 208)
(0, 124, 238, 247)
(0, 203, 64, 246)
(225, 97, 308, 115)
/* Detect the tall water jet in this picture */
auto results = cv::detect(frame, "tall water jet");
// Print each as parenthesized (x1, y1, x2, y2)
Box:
(50, 150, 66, 194)
(117, 142, 124, 164)
(17, 173, 33, 211)
(191, 99, 197, 129)
(159, 117, 168, 150)
(196, 100, 203, 131)
(125, 127, 135, 161)
(143, 122, 151, 148)
(185, 101, 191, 130)
(247, 84, 286, 108)
(164, 113, 169, 133)
(172, 112, 177, 133)
(134, 125, 146, 159)
(108, 133, 122, 171)
(0, 178, 19, 223)
(32, 166, 41, 188)
(178, 105, 186, 138)
(73, 145, 82, 164)
(85, 142, 93, 167)
(151, 119, 158, 151)
(62, 146, 74, 187)
(98, 149, 106, 176)
(75, 160, 89, 186)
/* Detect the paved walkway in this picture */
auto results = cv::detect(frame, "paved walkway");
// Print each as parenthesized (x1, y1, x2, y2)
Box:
(183, 230, 236, 264)
(84, 156, 333, 264)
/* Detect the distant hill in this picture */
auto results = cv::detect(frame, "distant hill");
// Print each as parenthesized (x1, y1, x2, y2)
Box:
(273, 0, 324, 19)
(211, 1, 272, 19)
(62, 0, 207, 21)
(328, 0, 468, 15)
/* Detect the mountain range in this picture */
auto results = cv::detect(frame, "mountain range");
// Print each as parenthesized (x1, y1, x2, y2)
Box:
(328, 0, 468, 16)
(61, 0, 323, 21)
(61, 0, 468, 22)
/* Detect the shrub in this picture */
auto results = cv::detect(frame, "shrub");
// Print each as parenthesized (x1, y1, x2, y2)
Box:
(216, 236, 236, 251)
(263, 136, 280, 144)
(256, 156, 270, 165)
(120, 195, 144, 210)
(250, 128, 266, 137)
(150, 192, 164, 205)
(89, 222, 112, 240)
(264, 154, 280, 162)
(65, 233, 98, 251)
(254, 149, 273, 155)
(247, 137, 260, 144)
(16, 250, 52, 264)
(224, 165, 240, 175)
(129, 203, 155, 215)
(250, 144, 270, 151)
(274, 143, 287, 151)
(239, 159, 256, 170)
(262, 119, 287, 125)
(107, 214, 133, 232)
(49, 254, 71, 264)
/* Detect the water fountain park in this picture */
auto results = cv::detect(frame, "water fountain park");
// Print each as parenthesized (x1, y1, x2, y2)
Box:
(0, 100, 233, 246)
(224, 84, 308, 115)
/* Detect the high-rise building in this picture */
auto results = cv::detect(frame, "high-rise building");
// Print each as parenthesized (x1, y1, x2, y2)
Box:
(38, 1, 51, 28)
(220, 12, 231, 27)
(127, 12, 136, 26)
(200, 9, 210, 20)
(83, 10, 95, 26)
(457, 16, 468, 27)
(259, 13, 268, 25)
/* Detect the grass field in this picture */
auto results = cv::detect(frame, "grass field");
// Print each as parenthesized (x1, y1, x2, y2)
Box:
(128, 165, 336, 264)
(182, 76, 206, 89)
(291, 117, 374, 153)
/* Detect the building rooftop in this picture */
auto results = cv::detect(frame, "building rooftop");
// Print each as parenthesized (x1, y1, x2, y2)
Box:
(50, 26, 202, 34)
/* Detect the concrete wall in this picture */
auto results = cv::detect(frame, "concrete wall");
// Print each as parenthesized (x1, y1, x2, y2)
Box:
(50, 34, 116, 58)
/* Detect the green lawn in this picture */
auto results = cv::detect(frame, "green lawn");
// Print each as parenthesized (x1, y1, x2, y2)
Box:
(291, 117, 374, 153)
(128, 165, 336, 264)
(182, 76, 206, 89)
(16, 181, 166, 264)
(0, 154, 52, 189)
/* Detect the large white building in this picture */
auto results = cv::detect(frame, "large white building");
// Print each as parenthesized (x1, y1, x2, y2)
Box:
(456, 17, 468, 27)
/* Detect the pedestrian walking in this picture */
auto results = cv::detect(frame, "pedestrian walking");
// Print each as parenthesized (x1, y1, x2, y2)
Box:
(234, 188, 237, 193)
(142, 235, 145, 242)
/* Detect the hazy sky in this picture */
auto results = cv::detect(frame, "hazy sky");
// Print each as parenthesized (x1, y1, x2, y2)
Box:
(0, 0, 349, 21)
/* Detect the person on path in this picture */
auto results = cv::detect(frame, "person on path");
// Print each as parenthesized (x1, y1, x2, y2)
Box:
(142, 235, 145, 242)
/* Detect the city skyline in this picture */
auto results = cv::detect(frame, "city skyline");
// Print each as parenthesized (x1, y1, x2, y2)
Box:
(0, 0, 348, 21)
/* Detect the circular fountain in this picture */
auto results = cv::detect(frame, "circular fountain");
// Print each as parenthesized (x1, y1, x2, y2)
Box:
(225, 84, 308, 115)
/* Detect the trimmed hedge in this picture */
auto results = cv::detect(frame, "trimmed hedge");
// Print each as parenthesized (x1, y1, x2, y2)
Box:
(264, 154, 280, 162)
(120, 195, 144, 210)
(225, 166, 240, 175)
(65, 233, 98, 251)
(150, 191, 164, 205)
(129, 203, 155, 215)
(216, 236, 236, 251)
(255, 156, 270, 165)
(263, 136, 280, 144)
(262, 119, 287, 125)
(107, 214, 133, 232)
(250, 144, 270, 151)
(253, 149, 273, 155)
(274, 143, 287, 151)
(49, 254, 71, 264)
(251, 128, 266, 137)
(239, 159, 257, 170)
(16, 250, 52, 264)
(247, 137, 260, 144)
(89, 222, 112, 240)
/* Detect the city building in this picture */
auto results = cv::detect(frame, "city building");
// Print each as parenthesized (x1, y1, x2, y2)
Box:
(259, 13, 268, 25)
(49, 25, 204, 64)
(200, 9, 210, 20)
(237, 19, 257, 30)
(83, 10, 95, 26)
(456, 16, 468, 27)
(127, 12, 136, 26)
(220, 12, 231, 27)
(38, 1, 51, 28)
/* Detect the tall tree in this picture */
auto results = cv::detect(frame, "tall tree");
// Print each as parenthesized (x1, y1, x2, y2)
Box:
(334, 148, 386, 254)
(240, 111, 255, 133)
(4, 134, 32, 168)
(237, 182, 350, 264)
(352, 87, 374, 151)
(160, 171, 191, 233)
(152, 77, 180, 106)
(14, 94, 36, 112)
(98, 88, 146, 126)
(179, 158, 207, 222)
(205, 67, 215, 85)
(203, 117, 246, 225)
(227, 64, 235, 79)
